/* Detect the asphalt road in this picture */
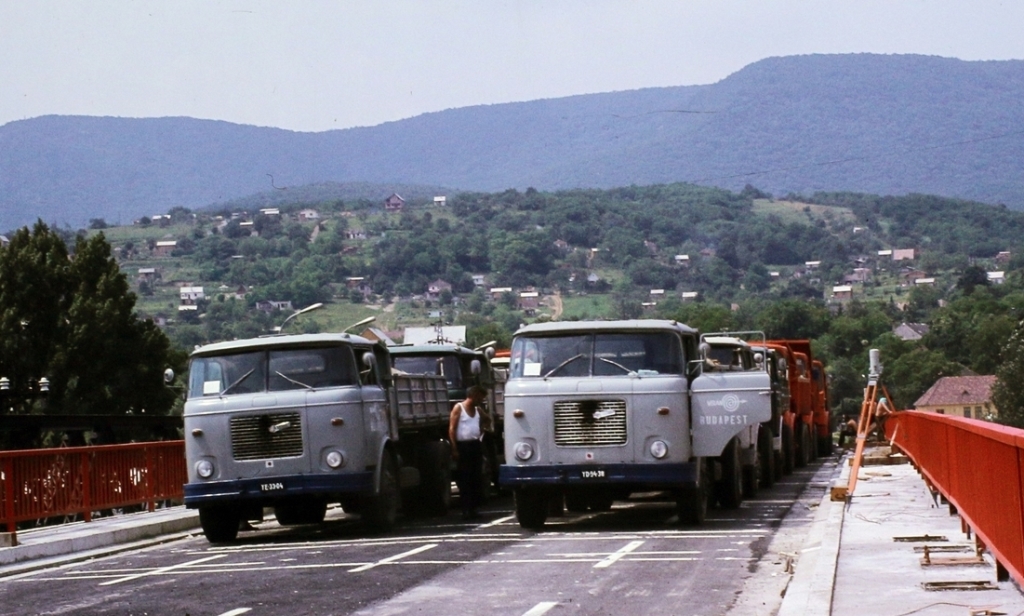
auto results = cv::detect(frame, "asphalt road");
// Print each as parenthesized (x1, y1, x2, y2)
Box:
(0, 462, 830, 616)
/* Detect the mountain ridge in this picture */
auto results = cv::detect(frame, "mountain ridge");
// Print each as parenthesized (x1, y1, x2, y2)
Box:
(3, 53, 1024, 230)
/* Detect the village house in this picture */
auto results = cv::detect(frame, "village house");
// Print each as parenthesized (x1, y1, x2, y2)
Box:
(674, 254, 690, 266)
(681, 291, 699, 301)
(490, 287, 513, 300)
(988, 271, 1005, 285)
(518, 291, 540, 314)
(831, 285, 853, 300)
(298, 209, 320, 221)
(153, 240, 177, 257)
(384, 193, 405, 212)
(995, 251, 1012, 264)
(892, 248, 916, 261)
(259, 208, 280, 216)
(893, 322, 930, 341)
(179, 286, 204, 311)
(843, 268, 871, 284)
(433, 196, 447, 206)
(914, 375, 998, 420)
(137, 267, 158, 283)
(427, 279, 452, 298)
(256, 300, 294, 313)
(914, 277, 936, 286)
(471, 274, 487, 287)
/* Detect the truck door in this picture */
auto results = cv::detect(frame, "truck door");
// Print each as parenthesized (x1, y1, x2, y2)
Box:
(690, 369, 772, 457)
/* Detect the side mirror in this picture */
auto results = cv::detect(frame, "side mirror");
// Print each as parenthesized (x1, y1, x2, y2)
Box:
(362, 352, 376, 369)
(698, 342, 711, 360)
(470, 359, 482, 375)
(164, 368, 175, 384)
(753, 352, 764, 366)
(484, 347, 496, 360)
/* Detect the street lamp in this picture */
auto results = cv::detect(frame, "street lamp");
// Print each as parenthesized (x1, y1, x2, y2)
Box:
(275, 302, 324, 333)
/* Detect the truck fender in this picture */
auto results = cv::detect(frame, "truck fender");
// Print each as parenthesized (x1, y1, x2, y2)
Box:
(690, 371, 772, 457)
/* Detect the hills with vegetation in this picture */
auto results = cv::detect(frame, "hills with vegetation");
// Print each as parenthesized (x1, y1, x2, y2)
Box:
(4, 53, 1024, 231)
(8, 181, 1009, 425)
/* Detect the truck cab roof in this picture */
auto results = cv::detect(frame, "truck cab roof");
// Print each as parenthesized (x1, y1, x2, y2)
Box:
(514, 319, 697, 336)
(190, 332, 377, 358)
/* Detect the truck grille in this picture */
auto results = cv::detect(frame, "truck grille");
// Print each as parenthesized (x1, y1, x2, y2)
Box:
(553, 400, 627, 446)
(230, 412, 303, 461)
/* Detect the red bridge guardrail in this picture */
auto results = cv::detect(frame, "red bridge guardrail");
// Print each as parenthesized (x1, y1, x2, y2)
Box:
(1, 441, 185, 544)
(886, 411, 1024, 585)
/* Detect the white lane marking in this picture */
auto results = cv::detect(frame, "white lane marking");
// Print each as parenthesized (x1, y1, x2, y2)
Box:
(217, 609, 252, 616)
(594, 540, 645, 569)
(522, 601, 559, 616)
(477, 515, 516, 529)
(99, 555, 227, 586)
(348, 543, 437, 572)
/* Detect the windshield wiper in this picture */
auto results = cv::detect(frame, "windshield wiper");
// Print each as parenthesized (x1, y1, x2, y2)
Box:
(597, 357, 636, 375)
(275, 371, 313, 390)
(543, 354, 585, 378)
(220, 368, 255, 395)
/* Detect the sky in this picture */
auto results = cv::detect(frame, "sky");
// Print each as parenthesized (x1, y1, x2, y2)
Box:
(3, 1, 1024, 133)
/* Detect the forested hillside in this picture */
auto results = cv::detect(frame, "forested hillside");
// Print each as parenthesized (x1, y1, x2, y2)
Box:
(34, 180, 1018, 426)
(4, 54, 1024, 230)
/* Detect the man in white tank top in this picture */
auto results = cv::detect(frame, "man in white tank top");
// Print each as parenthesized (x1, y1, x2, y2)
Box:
(449, 386, 489, 520)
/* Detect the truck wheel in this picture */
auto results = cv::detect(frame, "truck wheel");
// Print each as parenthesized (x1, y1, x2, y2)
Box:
(742, 461, 759, 499)
(363, 453, 401, 532)
(565, 492, 589, 513)
(514, 488, 549, 530)
(716, 438, 743, 509)
(795, 424, 810, 468)
(274, 498, 327, 525)
(677, 458, 710, 525)
(199, 505, 240, 543)
(759, 425, 776, 489)
(781, 423, 795, 475)
(817, 431, 834, 456)
(418, 440, 452, 516)
(588, 493, 614, 512)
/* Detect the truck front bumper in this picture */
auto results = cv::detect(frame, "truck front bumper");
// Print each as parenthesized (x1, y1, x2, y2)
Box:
(184, 472, 374, 508)
(499, 462, 697, 489)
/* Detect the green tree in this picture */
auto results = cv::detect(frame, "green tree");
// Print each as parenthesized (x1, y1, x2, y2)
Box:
(993, 321, 1024, 428)
(0, 224, 182, 424)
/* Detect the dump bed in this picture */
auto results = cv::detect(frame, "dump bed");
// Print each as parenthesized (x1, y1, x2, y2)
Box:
(392, 374, 451, 429)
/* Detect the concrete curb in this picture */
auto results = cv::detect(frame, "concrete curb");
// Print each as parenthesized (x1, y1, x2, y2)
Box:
(777, 456, 848, 616)
(0, 509, 200, 575)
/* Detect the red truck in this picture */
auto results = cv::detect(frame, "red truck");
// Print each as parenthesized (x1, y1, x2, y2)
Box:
(766, 340, 832, 466)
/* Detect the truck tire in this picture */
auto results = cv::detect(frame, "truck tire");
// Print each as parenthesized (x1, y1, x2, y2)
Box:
(742, 453, 759, 499)
(515, 488, 549, 530)
(781, 423, 795, 475)
(794, 421, 811, 464)
(418, 440, 452, 516)
(758, 425, 776, 489)
(363, 453, 401, 532)
(565, 492, 589, 513)
(274, 498, 327, 525)
(817, 431, 834, 456)
(199, 505, 240, 543)
(588, 492, 614, 512)
(677, 458, 710, 525)
(716, 437, 743, 509)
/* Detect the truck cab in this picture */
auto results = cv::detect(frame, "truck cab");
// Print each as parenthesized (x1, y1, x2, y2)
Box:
(500, 320, 772, 529)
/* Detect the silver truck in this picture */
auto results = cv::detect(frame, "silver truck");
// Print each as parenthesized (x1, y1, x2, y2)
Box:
(183, 333, 452, 542)
(700, 333, 775, 504)
(498, 320, 772, 529)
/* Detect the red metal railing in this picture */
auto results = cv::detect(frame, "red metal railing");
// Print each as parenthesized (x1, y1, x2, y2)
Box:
(886, 412, 1024, 585)
(1, 441, 185, 543)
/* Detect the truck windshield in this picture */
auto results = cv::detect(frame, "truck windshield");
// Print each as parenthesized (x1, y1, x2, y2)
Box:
(510, 332, 682, 378)
(392, 355, 463, 389)
(188, 346, 358, 398)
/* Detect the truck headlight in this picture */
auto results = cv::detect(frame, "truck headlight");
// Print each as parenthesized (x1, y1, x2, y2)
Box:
(514, 441, 534, 461)
(326, 450, 345, 469)
(649, 440, 669, 459)
(195, 459, 215, 479)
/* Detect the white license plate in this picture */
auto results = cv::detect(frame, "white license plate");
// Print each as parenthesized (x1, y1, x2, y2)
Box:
(579, 469, 606, 480)
(260, 482, 285, 492)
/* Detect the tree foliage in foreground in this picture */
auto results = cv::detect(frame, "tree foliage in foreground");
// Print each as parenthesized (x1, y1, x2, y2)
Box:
(0, 222, 184, 421)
